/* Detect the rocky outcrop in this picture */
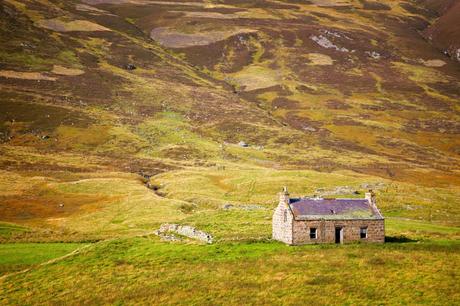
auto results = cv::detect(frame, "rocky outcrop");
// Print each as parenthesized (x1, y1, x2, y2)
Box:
(155, 224, 213, 244)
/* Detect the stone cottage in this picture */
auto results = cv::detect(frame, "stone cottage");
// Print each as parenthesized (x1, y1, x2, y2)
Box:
(272, 187, 384, 245)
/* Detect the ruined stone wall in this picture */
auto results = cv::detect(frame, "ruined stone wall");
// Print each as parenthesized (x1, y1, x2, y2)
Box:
(272, 204, 293, 244)
(292, 219, 384, 245)
(156, 224, 213, 244)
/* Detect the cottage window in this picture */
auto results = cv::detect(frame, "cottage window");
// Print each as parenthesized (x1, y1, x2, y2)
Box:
(360, 227, 368, 239)
(310, 228, 317, 239)
(283, 210, 287, 223)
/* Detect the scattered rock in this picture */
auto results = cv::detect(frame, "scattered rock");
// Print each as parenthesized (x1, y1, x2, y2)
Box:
(315, 186, 357, 196)
(222, 203, 234, 210)
(360, 182, 386, 190)
(303, 126, 317, 132)
(20, 42, 36, 49)
(221, 204, 265, 211)
(124, 64, 136, 70)
(310, 35, 349, 52)
(365, 51, 381, 59)
(238, 141, 249, 147)
(321, 29, 352, 40)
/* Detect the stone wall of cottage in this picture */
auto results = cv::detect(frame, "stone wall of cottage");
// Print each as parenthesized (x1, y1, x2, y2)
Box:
(272, 203, 293, 244)
(292, 219, 384, 245)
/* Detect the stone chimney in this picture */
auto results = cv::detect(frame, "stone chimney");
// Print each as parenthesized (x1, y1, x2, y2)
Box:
(279, 186, 290, 207)
(365, 189, 376, 205)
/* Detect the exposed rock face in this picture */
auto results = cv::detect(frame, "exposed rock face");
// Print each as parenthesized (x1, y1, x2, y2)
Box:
(310, 35, 349, 52)
(422, 0, 460, 62)
(155, 224, 213, 244)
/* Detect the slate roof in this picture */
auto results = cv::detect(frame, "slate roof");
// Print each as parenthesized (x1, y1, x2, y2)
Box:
(289, 198, 383, 220)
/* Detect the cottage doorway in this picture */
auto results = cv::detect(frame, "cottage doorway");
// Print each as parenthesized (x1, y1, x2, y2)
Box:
(335, 227, 343, 244)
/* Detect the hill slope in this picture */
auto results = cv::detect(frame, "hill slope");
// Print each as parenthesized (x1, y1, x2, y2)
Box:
(0, 1, 459, 304)
(1, 0, 459, 237)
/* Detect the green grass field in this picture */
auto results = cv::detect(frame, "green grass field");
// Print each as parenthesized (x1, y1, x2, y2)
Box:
(0, 238, 459, 305)
(0, 243, 84, 276)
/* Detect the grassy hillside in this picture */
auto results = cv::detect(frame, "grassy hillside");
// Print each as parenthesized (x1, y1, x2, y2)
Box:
(0, 0, 459, 304)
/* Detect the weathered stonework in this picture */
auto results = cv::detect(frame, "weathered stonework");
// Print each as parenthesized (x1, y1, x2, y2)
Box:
(272, 199, 293, 245)
(155, 223, 213, 244)
(272, 188, 385, 245)
(291, 219, 384, 244)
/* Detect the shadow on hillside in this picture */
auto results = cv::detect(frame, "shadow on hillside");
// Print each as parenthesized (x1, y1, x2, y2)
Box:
(385, 235, 417, 243)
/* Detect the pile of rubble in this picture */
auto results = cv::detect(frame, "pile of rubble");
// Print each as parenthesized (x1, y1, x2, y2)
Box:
(154, 224, 213, 244)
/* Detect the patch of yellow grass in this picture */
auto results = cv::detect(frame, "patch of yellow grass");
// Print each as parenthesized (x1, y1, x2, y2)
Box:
(49, 176, 188, 235)
(236, 8, 285, 20)
(75, 4, 114, 15)
(0, 171, 46, 197)
(309, 0, 352, 7)
(51, 65, 84, 76)
(169, 11, 238, 19)
(392, 61, 448, 84)
(230, 65, 280, 91)
(56, 125, 148, 154)
(304, 53, 334, 66)
(150, 27, 257, 48)
(420, 59, 446, 67)
(37, 19, 111, 32)
(0, 70, 56, 81)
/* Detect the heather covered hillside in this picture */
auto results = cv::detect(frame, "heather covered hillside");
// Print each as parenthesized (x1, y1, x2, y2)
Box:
(0, 0, 459, 304)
